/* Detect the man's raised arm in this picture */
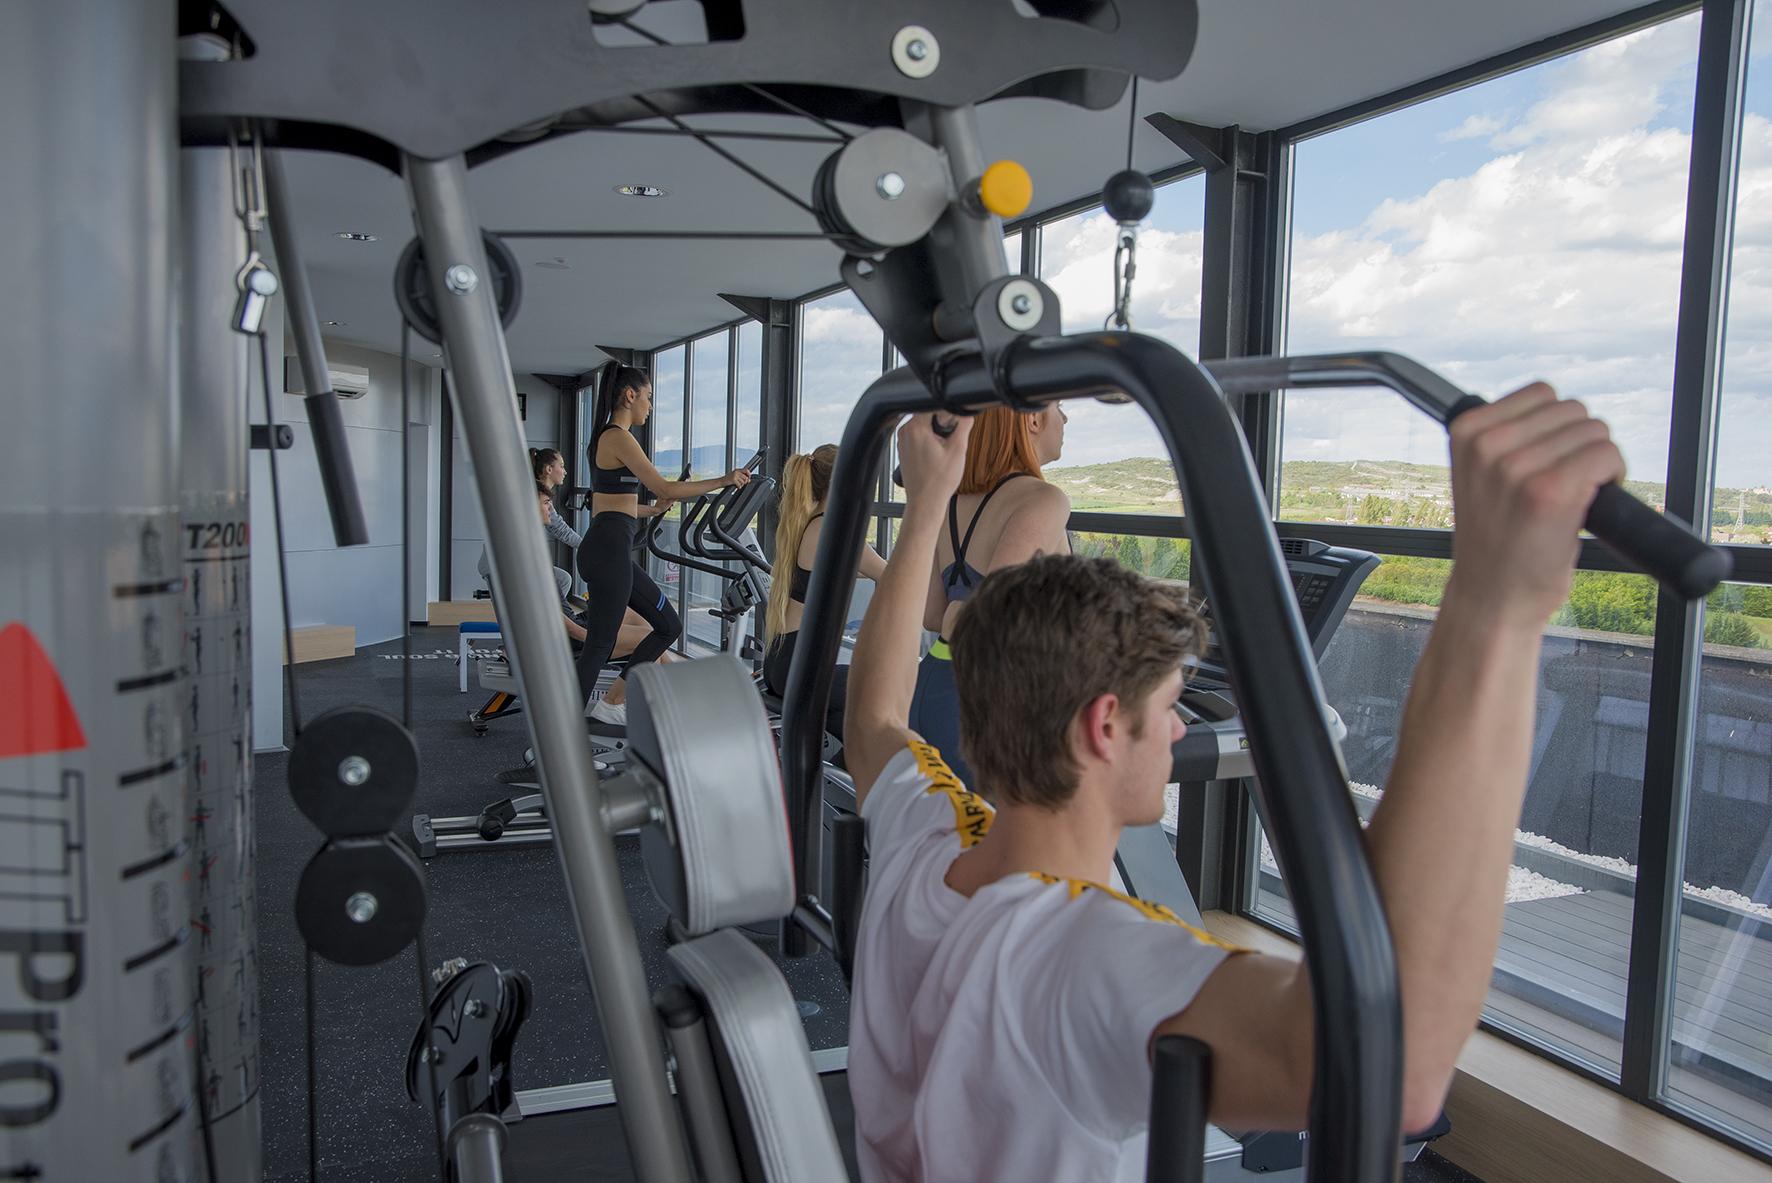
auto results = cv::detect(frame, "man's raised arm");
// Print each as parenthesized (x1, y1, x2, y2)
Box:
(1161, 384, 1626, 1133)
(844, 414, 972, 805)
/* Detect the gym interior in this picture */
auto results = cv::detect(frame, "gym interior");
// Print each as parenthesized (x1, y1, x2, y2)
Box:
(6, 0, 1772, 1180)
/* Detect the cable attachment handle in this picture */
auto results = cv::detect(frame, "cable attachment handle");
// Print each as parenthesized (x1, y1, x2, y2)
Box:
(1101, 167, 1156, 332)
(227, 126, 279, 335)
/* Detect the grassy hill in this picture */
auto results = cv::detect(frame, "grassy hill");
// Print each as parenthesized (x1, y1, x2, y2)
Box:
(1049, 455, 1772, 543)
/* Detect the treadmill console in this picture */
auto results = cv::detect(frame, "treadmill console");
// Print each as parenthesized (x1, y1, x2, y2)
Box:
(1190, 538, 1380, 686)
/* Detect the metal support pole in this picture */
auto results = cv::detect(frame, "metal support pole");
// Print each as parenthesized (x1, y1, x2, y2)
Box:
(1621, 0, 1751, 1100)
(179, 138, 263, 1181)
(261, 149, 369, 549)
(403, 153, 693, 1182)
(0, 0, 202, 1177)
(445, 1113, 508, 1183)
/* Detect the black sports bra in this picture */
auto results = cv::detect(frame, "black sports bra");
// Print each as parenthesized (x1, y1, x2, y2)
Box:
(941, 474, 1024, 602)
(788, 512, 822, 603)
(590, 424, 642, 495)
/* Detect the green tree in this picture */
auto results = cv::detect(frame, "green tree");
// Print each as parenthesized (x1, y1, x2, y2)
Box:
(1357, 494, 1394, 525)
(1149, 537, 1179, 582)
(1706, 610, 1760, 649)
(1113, 534, 1146, 574)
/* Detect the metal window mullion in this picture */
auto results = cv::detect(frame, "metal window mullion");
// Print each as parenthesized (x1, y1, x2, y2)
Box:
(1620, 0, 1749, 1101)
(679, 344, 693, 652)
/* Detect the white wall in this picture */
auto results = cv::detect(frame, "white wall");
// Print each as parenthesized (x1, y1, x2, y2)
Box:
(449, 373, 561, 598)
(276, 340, 437, 647)
(249, 336, 559, 747)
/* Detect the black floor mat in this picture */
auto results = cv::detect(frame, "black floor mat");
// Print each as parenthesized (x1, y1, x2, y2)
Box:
(257, 632, 849, 1182)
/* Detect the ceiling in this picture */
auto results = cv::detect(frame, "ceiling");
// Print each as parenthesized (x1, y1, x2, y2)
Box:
(279, 0, 1662, 374)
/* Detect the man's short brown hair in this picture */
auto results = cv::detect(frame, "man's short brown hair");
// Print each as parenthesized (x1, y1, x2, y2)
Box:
(949, 554, 1205, 808)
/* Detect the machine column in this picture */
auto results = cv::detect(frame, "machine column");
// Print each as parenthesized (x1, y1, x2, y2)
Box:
(0, 0, 201, 1178)
(178, 128, 263, 1178)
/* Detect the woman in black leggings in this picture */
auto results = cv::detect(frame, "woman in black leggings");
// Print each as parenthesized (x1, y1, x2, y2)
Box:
(577, 362, 750, 724)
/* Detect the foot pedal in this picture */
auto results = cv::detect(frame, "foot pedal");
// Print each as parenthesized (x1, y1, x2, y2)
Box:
(476, 799, 519, 841)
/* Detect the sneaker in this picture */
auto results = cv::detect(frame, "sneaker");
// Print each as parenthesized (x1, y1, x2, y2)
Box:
(589, 698, 627, 727)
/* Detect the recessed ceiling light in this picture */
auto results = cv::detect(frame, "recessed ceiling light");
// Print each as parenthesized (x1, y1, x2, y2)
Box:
(615, 184, 668, 198)
(535, 257, 571, 270)
(335, 231, 379, 242)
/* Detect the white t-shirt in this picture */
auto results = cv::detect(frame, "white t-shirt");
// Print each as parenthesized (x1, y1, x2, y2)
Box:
(849, 742, 1241, 1183)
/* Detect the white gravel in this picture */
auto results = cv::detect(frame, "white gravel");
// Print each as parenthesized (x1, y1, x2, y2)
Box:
(1170, 780, 1772, 916)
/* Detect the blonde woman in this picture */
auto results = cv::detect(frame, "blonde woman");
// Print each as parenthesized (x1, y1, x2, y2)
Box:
(763, 444, 886, 740)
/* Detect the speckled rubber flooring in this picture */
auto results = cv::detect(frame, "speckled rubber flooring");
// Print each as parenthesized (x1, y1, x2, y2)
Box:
(255, 631, 1483, 1182)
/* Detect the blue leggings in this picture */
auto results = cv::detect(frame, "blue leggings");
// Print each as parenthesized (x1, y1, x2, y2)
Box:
(906, 646, 972, 790)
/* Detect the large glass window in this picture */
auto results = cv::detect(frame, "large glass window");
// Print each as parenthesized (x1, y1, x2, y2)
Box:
(1282, 16, 1701, 527)
(735, 320, 762, 459)
(798, 288, 883, 451)
(648, 344, 688, 615)
(1713, 0, 1772, 544)
(1260, 15, 1703, 1077)
(1667, 585, 1772, 1147)
(651, 345, 686, 476)
(691, 332, 730, 477)
(1038, 176, 1204, 510)
(1253, 557, 1663, 1077)
(686, 332, 733, 649)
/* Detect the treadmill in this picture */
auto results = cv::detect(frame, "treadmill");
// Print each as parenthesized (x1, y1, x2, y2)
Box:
(1114, 536, 1380, 927)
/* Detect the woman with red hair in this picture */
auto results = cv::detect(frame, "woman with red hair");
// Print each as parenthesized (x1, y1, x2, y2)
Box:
(906, 403, 1069, 789)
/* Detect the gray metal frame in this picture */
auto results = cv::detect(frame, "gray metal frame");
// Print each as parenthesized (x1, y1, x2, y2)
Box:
(403, 153, 694, 1180)
(758, 0, 1772, 1163)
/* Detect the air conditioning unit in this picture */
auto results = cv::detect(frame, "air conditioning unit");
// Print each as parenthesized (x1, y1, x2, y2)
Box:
(284, 358, 372, 398)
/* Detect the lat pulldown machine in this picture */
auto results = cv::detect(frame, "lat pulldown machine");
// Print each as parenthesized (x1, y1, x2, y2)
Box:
(2, 1, 1729, 1181)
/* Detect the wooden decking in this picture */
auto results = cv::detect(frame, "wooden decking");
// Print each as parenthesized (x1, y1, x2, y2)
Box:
(1494, 891, 1772, 1121)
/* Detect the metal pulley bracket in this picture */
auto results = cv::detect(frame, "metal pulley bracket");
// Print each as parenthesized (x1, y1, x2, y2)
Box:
(970, 275, 1061, 410)
(405, 960, 533, 1120)
(287, 705, 420, 836)
(394, 229, 523, 345)
(296, 835, 428, 966)
(812, 128, 949, 255)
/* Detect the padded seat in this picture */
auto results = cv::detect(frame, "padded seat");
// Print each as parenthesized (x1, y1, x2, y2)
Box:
(628, 658, 849, 1182)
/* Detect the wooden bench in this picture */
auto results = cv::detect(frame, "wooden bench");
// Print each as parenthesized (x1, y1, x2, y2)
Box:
(281, 624, 355, 665)
(428, 600, 497, 627)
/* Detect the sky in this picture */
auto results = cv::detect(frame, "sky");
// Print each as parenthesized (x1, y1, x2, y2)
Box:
(752, 8, 1772, 507)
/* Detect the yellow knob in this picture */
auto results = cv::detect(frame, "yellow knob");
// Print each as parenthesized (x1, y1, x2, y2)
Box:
(978, 160, 1032, 218)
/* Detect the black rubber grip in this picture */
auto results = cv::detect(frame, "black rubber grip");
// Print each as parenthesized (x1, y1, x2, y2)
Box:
(1444, 395, 1729, 600)
(306, 390, 370, 547)
(1584, 484, 1731, 600)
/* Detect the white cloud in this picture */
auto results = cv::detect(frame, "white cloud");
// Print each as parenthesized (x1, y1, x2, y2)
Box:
(1440, 113, 1504, 142)
(1283, 16, 1739, 487)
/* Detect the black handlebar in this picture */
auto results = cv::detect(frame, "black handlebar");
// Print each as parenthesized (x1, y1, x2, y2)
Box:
(783, 331, 1405, 1181)
(1204, 352, 1732, 600)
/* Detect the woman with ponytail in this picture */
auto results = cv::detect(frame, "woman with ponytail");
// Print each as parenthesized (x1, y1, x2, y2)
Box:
(763, 445, 886, 740)
(577, 362, 751, 725)
(907, 403, 1070, 788)
(481, 447, 583, 609)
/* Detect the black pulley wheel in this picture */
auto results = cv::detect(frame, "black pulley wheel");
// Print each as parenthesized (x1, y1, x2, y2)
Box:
(287, 705, 420, 836)
(395, 230, 523, 345)
(296, 837, 428, 966)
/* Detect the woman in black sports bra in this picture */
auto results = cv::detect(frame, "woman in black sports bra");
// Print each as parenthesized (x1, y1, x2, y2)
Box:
(762, 445, 886, 741)
(577, 363, 751, 725)
(908, 403, 1069, 788)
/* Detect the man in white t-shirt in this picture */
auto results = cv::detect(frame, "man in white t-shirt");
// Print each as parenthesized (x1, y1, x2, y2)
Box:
(844, 393, 1625, 1183)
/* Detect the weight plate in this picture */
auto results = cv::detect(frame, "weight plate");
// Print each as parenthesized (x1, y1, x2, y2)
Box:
(296, 837, 428, 967)
(287, 705, 420, 836)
